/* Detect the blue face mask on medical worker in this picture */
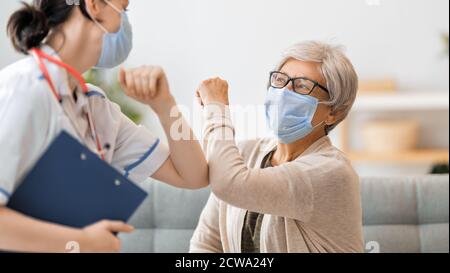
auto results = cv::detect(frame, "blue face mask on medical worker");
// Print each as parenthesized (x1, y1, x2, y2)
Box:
(265, 87, 325, 144)
(91, 1, 133, 69)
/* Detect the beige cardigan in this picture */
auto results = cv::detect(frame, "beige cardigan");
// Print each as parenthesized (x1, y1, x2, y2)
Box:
(190, 103, 364, 253)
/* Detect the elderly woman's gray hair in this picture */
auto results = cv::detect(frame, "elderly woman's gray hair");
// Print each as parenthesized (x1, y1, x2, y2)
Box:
(274, 41, 359, 133)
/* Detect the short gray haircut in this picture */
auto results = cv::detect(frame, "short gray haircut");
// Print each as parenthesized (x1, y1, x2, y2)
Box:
(274, 41, 359, 133)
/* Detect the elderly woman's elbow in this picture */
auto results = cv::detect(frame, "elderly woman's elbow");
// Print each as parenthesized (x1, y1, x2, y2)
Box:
(209, 174, 234, 200)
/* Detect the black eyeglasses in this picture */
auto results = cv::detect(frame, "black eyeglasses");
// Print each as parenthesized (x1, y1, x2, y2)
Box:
(270, 71, 330, 95)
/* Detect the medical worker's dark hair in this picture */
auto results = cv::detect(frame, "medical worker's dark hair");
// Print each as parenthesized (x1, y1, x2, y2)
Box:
(7, 0, 94, 54)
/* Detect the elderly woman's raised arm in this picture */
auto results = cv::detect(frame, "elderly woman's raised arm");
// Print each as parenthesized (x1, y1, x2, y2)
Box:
(201, 102, 333, 222)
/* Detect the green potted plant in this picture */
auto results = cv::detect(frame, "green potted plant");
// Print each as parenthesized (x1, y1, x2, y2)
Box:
(84, 69, 143, 124)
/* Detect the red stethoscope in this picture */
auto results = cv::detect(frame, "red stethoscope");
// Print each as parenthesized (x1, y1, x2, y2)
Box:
(30, 48, 106, 160)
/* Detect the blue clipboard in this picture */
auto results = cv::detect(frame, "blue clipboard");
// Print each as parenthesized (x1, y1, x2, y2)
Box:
(7, 131, 148, 228)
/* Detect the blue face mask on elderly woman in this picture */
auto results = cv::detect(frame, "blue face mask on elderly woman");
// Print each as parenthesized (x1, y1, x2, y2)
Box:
(91, 0, 133, 69)
(265, 87, 326, 144)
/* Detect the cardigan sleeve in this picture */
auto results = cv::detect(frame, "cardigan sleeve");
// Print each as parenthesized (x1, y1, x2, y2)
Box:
(190, 193, 224, 253)
(202, 103, 356, 222)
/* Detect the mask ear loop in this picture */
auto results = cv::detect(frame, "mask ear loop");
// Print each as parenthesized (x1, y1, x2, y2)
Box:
(104, 0, 124, 14)
(314, 101, 331, 128)
(312, 120, 327, 131)
(311, 101, 329, 132)
(314, 101, 335, 134)
(87, 0, 123, 34)
(310, 98, 325, 129)
(92, 18, 109, 34)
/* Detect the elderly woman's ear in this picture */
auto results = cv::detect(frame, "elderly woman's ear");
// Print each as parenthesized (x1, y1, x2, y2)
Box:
(325, 108, 346, 128)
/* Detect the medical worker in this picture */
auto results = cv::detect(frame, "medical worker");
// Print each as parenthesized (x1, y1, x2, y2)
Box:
(0, 0, 208, 252)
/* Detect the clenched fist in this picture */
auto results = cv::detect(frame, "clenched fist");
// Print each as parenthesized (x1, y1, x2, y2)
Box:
(119, 66, 176, 115)
(196, 77, 230, 106)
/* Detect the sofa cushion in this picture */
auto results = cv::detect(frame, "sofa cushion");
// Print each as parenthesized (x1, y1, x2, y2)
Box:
(121, 175, 449, 253)
(363, 225, 421, 253)
(361, 177, 418, 225)
(361, 175, 449, 253)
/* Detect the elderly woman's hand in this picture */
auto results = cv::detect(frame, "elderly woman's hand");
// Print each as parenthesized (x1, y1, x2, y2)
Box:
(196, 77, 230, 106)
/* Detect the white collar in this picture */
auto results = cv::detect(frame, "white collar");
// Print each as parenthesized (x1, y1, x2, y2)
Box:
(39, 45, 74, 98)
(38, 45, 92, 112)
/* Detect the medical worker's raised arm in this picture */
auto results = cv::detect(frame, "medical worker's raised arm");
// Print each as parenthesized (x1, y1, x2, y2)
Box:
(119, 66, 209, 189)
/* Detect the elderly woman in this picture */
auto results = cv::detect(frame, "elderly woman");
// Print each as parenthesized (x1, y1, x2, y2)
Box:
(190, 41, 363, 253)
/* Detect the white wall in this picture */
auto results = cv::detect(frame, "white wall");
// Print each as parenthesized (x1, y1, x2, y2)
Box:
(128, 0, 449, 104)
(1, 0, 449, 175)
(0, 1, 24, 65)
(2, 0, 449, 99)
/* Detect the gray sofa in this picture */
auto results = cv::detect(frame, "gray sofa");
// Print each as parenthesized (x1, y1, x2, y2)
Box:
(120, 175, 449, 253)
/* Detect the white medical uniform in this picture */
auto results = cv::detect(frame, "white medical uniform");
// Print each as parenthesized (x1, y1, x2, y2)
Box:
(0, 45, 170, 205)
